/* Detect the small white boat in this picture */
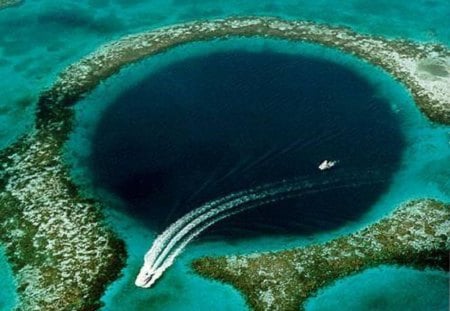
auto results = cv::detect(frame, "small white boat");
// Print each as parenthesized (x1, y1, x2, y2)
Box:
(318, 160, 337, 171)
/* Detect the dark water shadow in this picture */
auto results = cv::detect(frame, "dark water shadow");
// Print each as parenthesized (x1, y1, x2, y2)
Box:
(89, 50, 405, 240)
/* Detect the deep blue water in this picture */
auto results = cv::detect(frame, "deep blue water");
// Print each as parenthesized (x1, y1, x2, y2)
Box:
(89, 50, 405, 239)
(1, 1, 449, 310)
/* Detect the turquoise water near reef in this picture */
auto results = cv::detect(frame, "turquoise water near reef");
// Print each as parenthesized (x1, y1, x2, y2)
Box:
(0, 1, 449, 311)
(306, 266, 449, 311)
(0, 248, 17, 311)
(66, 38, 449, 310)
(0, 0, 449, 149)
(89, 49, 405, 237)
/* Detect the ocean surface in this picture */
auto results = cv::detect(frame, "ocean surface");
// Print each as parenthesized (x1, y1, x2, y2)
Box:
(0, 1, 449, 310)
(0, 248, 17, 311)
(88, 49, 404, 238)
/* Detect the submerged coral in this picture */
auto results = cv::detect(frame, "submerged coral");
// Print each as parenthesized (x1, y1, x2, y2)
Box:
(0, 16, 448, 310)
(0, 0, 22, 10)
(44, 17, 450, 127)
(0, 132, 126, 310)
(193, 199, 449, 311)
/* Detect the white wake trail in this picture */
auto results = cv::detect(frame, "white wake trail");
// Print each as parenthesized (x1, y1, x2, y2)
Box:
(136, 170, 383, 288)
(154, 176, 375, 270)
(144, 177, 306, 264)
(143, 189, 247, 264)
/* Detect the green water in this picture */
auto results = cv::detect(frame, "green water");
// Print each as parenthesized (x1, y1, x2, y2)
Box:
(67, 39, 449, 310)
(0, 248, 17, 311)
(0, 0, 449, 149)
(306, 266, 449, 311)
(0, 1, 449, 310)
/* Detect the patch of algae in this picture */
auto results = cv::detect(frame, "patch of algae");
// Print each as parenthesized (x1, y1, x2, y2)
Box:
(193, 199, 449, 311)
(0, 47, 126, 311)
(0, 133, 126, 310)
(0, 16, 449, 310)
(0, 0, 22, 10)
(43, 17, 450, 126)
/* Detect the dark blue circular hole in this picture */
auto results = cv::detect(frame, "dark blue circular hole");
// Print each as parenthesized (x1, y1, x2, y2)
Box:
(89, 50, 405, 239)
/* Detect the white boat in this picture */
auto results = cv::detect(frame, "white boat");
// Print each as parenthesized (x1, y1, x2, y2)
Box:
(318, 160, 337, 171)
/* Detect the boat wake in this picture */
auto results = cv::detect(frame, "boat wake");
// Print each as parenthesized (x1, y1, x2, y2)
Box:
(135, 169, 384, 288)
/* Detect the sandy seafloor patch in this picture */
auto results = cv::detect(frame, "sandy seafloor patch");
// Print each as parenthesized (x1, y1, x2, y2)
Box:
(0, 1, 449, 310)
(63, 39, 450, 310)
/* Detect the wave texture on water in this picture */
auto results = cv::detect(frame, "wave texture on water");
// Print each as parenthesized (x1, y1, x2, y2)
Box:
(135, 169, 384, 288)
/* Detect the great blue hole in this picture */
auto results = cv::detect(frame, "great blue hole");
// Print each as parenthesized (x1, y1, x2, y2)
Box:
(89, 50, 405, 239)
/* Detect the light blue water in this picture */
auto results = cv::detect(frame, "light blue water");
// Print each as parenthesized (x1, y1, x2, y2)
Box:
(65, 38, 449, 310)
(305, 266, 449, 311)
(0, 0, 449, 149)
(0, 247, 17, 311)
(0, 1, 449, 310)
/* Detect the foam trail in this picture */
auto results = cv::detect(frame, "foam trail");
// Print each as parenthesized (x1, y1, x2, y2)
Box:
(142, 183, 261, 264)
(136, 170, 384, 288)
(142, 193, 231, 264)
(143, 176, 308, 264)
(151, 186, 276, 268)
(157, 180, 365, 274)
(149, 177, 319, 267)
(154, 176, 377, 270)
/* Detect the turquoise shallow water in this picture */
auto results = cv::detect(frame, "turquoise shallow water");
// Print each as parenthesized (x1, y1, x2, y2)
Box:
(65, 38, 449, 310)
(0, 1, 449, 310)
(0, 247, 17, 311)
(0, 0, 449, 149)
(306, 266, 449, 311)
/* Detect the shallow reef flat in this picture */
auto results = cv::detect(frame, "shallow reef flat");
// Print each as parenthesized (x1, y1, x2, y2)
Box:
(193, 199, 449, 311)
(0, 0, 22, 10)
(0, 63, 127, 308)
(45, 16, 450, 127)
(0, 16, 448, 310)
(0, 132, 126, 310)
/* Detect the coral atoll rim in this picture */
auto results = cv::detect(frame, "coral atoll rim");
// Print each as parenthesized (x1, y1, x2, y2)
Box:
(0, 16, 449, 310)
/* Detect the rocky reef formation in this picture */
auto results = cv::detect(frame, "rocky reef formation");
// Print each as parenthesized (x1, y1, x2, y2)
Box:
(0, 0, 23, 10)
(43, 16, 450, 127)
(193, 199, 449, 311)
(0, 131, 126, 310)
(0, 16, 448, 310)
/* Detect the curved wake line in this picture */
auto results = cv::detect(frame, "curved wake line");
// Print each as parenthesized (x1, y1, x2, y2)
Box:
(144, 175, 313, 264)
(136, 169, 385, 288)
